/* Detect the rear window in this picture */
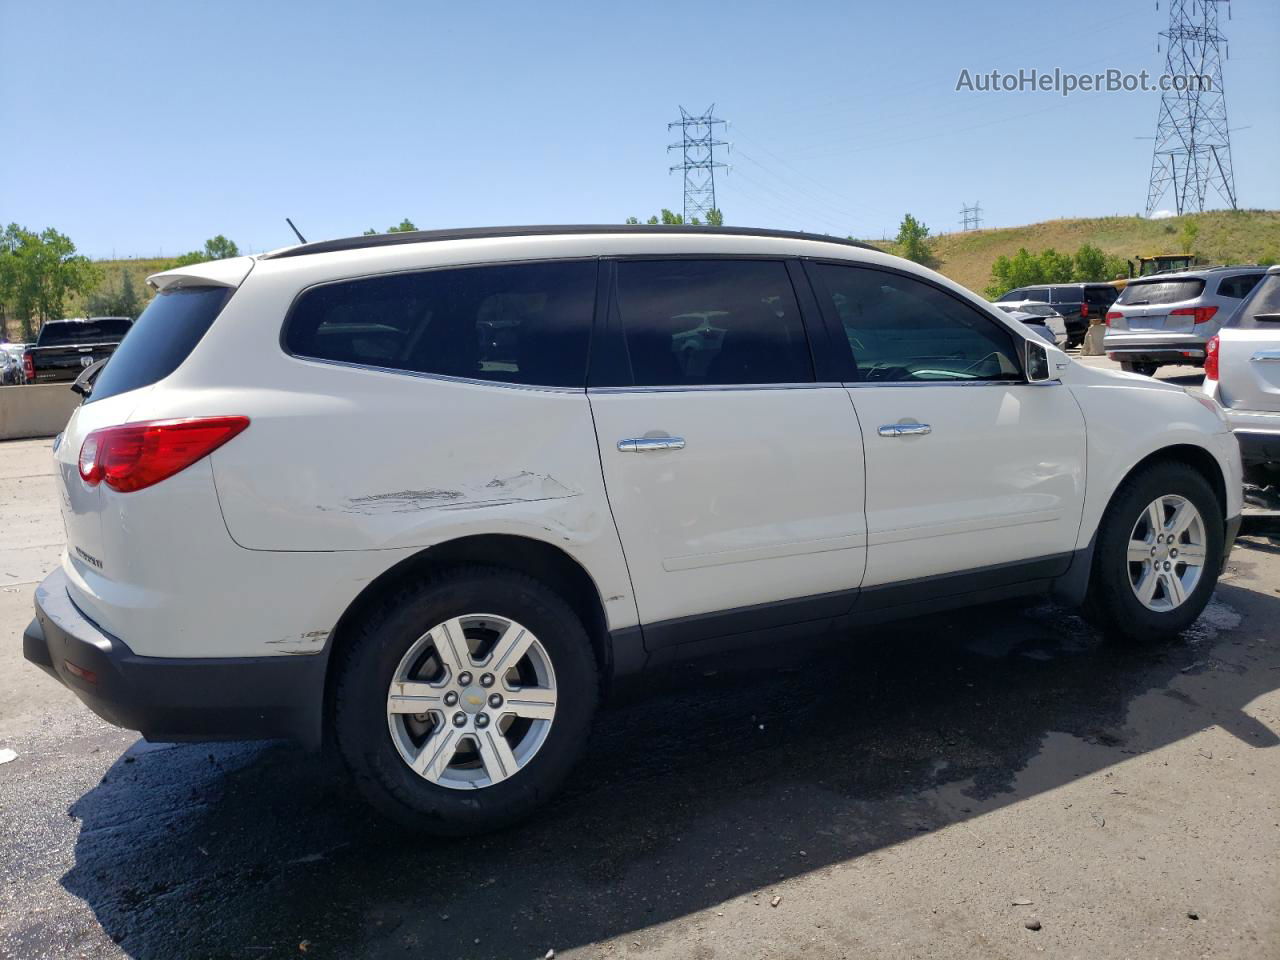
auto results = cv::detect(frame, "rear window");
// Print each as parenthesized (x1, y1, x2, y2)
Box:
(1084, 286, 1118, 305)
(1227, 275, 1280, 329)
(1023, 288, 1051, 303)
(1051, 287, 1083, 303)
(37, 318, 132, 345)
(87, 287, 231, 403)
(283, 260, 596, 388)
(1116, 278, 1205, 305)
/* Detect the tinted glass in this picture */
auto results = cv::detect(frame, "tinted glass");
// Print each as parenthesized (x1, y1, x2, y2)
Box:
(1051, 286, 1083, 303)
(1024, 288, 1051, 302)
(285, 261, 596, 387)
(1116, 278, 1205, 305)
(611, 260, 812, 386)
(1084, 286, 1118, 305)
(811, 264, 1022, 383)
(1217, 273, 1263, 299)
(88, 288, 229, 403)
(37, 318, 132, 345)
(996, 289, 1025, 302)
(1227, 274, 1280, 329)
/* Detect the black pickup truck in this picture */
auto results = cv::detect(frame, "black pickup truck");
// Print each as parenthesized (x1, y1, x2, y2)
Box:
(23, 317, 133, 383)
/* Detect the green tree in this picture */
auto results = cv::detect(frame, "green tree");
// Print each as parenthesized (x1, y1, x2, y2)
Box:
(1037, 248, 1074, 283)
(626, 208, 718, 227)
(0, 225, 98, 338)
(1179, 219, 1199, 255)
(174, 234, 241, 266)
(895, 213, 934, 265)
(86, 269, 143, 319)
(705, 208, 724, 227)
(363, 219, 418, 236)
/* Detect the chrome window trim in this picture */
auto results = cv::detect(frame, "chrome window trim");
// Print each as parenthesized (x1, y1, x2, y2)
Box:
(843, 378, 1057, 389)
(285, 354, 586, 393)
(588, 382, 843, 395)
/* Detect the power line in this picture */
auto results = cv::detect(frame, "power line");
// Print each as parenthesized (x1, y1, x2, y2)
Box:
(1145, 0, 1237, 215)
(959, 201, 983, 231)
(668, 105, 728, 223)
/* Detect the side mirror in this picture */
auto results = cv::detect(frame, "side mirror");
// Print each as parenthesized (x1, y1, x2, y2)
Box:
(1024, 339, 1061, 383)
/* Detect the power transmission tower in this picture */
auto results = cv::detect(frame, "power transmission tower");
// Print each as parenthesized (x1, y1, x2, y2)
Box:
(959, 201, 983, 231)
(668, 105, 728, 223)
(1145, 0, 1237, 215)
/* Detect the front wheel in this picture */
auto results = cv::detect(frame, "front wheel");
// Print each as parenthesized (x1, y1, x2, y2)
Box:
(1083, 462, 1224, 641)
(333, 568, 599, 835)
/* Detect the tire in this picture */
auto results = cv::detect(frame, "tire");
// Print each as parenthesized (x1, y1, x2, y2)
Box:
(1082, 461, 1224, 642)
(333, 567, 599, 835)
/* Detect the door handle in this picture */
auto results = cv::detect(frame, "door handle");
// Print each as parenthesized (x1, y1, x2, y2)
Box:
(1250, 351, 1280, 362)
(617, 436, 686, 453)
(877, 422, 932, 437)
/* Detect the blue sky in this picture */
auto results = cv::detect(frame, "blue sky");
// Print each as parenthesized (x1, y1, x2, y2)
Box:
(1, 0, 1276, 259)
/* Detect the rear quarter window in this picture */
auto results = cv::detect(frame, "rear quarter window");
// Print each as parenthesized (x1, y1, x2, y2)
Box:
(1227, 275, 1280, 329)
(1217, 273, 1264, 299)
(1116, 278, 1206, 305)
(283, 260, 597, 388)
(87, 287, 231, 403)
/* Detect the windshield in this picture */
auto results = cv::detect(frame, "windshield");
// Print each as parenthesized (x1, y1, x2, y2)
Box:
(87, 286, 232, 402)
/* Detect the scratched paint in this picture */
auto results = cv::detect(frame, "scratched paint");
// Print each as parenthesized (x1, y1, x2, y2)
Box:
(345, 472, 579, 515)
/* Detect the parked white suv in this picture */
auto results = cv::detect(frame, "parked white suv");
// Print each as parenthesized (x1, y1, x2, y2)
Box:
(24, 226, 1243, 834)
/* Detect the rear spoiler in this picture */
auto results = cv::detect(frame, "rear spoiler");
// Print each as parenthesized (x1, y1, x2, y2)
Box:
(147, 256, 255, 292)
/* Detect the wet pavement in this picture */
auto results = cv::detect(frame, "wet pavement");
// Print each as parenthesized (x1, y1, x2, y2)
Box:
(2, 433, 1279, 960)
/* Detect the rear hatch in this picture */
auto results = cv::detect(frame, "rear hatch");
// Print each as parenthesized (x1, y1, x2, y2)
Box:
(1111, 276, 1206, 333)
(53, 259, 251, 590)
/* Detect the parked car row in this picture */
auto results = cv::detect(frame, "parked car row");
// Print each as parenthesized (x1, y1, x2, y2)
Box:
(19, 317, 133, 384)
(0, 342, 27, 385)
(995, 282, 1119, 348)
(1103, 265, 1267, 376)
(993, 303, 1068, 346)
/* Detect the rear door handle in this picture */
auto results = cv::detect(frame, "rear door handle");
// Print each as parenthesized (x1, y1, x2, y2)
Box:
(1250, 351, 1280, 362)
(877, 422, 932, 438)
(617, 436, 686, 453)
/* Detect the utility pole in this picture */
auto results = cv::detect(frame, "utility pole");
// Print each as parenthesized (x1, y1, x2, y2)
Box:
(668, 105, 728, 223)
(959, 201, 983, 232)
(1145, 0, 1237, 215)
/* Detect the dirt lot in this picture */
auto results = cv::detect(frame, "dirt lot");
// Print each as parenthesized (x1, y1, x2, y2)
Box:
(2, 363, 1278, 960)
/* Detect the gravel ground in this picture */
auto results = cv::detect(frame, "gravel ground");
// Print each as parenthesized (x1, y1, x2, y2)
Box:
(2, 370, 1278, 959)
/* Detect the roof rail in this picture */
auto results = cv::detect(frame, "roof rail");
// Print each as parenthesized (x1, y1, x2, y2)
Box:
(260, 224, 881, 260)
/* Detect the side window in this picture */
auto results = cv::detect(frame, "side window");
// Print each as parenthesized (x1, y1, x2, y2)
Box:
(283, 260, 596, 387)
(1228, 275, 1280, 329)
(810, 263, 1023, 383)
(1218, 274, 1263, 299)
(997, 289, 1025, 303)
(1024, 288, 1051, 303)
(610, 259, 813, 386)
(1051, 286, 1081, 303)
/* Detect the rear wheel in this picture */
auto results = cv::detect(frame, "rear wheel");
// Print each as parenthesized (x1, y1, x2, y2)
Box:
(333, 568, 598, 834)
(1083, 462, 1223, 641)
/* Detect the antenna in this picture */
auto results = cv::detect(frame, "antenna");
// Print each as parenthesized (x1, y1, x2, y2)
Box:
(286, 218, 308, 244)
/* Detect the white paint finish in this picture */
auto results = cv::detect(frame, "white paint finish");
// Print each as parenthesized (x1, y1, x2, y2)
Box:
(1211, 326, 1280, 414)
(589, 387, 866, 624)
(147, 255, 255, 291)
(1059, 359, 1243, 539)
(851, 383, 1087, 586)
(40, 229, 1248, 662)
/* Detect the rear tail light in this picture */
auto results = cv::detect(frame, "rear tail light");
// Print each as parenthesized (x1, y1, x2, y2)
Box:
(78, 417, 249, 493)
(1105, 311, 1123, 326)
(1204, 335, 1219, 380)
(1171, 305, 1219, 325)
(23, 353, 34, 380)
(1080, 303, 1088, 319)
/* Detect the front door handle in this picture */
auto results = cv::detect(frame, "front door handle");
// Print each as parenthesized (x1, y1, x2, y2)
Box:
(618, 436, 686, 453)
(877, 422, 932, 438)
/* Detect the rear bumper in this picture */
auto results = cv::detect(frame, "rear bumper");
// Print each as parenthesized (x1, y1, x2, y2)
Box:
(23, 567, 326, 748)
(1104, 344, 1206, 365)
(1234, 429, 1280, 468)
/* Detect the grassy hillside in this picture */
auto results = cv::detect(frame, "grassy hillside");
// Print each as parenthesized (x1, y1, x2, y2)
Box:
(884, 209, 1280, 294)
(64, 256, 179, 317)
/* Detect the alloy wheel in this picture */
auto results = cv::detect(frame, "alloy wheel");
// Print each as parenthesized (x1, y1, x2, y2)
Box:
(1126, 494, 1208, 612)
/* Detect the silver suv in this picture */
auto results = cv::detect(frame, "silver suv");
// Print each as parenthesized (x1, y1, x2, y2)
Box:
(1105, 266, 1266, 376)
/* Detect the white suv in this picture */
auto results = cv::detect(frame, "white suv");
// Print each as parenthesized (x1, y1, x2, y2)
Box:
(23, 226, 1243, 833)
